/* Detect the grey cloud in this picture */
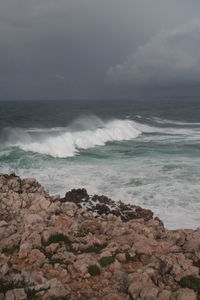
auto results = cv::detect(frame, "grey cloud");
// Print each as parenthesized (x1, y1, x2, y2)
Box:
(1, 0, 200, 99)
(107, 20, 200, 87)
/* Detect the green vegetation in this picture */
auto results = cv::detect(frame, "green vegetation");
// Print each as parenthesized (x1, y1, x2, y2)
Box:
(41, 233, 77, 258)
(99, 256, 115, 267)
(179, 276, 200, 292)
(88, 265, 101, 276)
(39, 246, 66, 266)
(45, 233, 71, 246)
(85, 243, 107, 254)
(44, 233, 77, 252)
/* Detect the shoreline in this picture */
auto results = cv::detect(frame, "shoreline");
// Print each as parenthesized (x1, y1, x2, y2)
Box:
(0, 173, 200, 299)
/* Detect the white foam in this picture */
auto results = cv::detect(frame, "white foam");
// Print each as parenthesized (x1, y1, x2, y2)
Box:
(27, 127, 65, 133)
(4, 119, 141, 158)
(152, 117, 200, 126)
(3, 115, 200, 157)
(2, 115, 200, 229)
(3, 156, 200, 229)
(134, 120, 200, 139)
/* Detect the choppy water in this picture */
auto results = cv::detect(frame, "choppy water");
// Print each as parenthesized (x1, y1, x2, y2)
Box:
(1, 98, 200, 229)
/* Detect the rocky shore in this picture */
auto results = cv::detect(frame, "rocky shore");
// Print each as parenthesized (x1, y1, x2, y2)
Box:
(0, 173, 200, 300)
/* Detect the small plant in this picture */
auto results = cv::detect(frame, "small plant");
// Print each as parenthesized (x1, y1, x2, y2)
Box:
(85, 243, 107, 254)
(88, 265, 101, 276)
(99, 256, 115, 267)
(46, 233, 71, 246)
(179, 276, 200, 292)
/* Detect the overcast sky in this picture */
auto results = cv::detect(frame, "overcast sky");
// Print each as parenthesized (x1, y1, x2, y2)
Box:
(1, 0, 200, 100)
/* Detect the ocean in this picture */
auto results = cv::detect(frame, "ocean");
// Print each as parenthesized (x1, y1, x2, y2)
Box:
(0, 98, 200, 229)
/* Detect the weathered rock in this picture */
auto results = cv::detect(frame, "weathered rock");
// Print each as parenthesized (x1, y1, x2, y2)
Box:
(61, 188, 154, 222)
(5, 291, 15, 300)
(116, 253, 127, 263)
(171, 288, 197, 300)
(1, 173, 200, 300)
(159, 253, 199, 282)
(183, 229, 200, 253)
(157, 289, 171, 300)
(139, 286, 159, 299)
(42, 279, 70, 299)
(5, 289, 27, 300)
(128, 273, 156, 299)
(63, 188, 89, 203)
(103, 292, 128, 300)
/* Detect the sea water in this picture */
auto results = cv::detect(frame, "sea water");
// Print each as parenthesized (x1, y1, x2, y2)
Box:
(0, 98, 200, 229)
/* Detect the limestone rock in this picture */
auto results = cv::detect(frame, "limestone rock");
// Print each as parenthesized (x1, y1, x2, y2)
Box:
(1, 173, 200, 300)
(5, 289, 27, 300)
(172, 288, 197, 300)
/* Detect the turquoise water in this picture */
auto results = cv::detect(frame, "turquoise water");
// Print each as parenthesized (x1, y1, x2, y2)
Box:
(1, 99, 200, 228)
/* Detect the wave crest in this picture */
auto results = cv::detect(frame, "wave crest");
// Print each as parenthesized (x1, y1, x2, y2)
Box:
(2, 118, 141, 158)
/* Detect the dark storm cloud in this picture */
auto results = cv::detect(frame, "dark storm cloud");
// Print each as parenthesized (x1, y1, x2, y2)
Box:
(0, 0, 200, 99)
(108, 20, 200, 86)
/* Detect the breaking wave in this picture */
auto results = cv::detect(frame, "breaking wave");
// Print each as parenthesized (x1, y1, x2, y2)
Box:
(1, 118, 141, 158)
(1, 115, 200, 158)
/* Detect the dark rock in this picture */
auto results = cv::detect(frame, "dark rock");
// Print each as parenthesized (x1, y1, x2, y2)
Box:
(62, 188, 89, 204)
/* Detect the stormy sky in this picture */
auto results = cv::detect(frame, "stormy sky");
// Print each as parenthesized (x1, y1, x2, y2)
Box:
(1, 0, 200, 100)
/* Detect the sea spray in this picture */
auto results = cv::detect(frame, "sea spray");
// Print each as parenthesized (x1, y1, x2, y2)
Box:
(1, 119, 141, 158)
